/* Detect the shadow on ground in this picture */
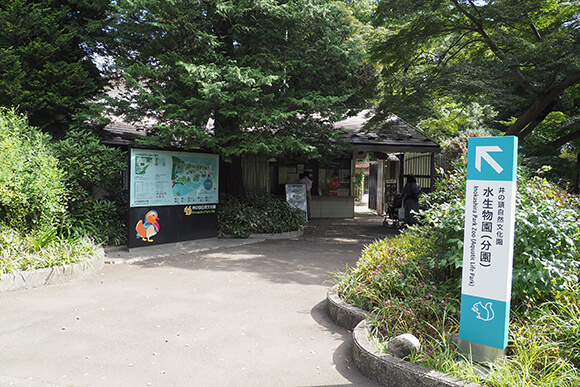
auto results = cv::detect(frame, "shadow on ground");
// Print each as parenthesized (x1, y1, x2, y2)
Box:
(131, 216, 398, 287)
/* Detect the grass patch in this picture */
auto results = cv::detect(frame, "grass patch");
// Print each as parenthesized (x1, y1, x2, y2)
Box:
(0, 226, 99, 276)
(335, 228, 580, 386)
(334, 170, 579, 386)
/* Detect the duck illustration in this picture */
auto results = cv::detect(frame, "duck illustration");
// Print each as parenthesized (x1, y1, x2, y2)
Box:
(472, 301, 495, 322)
(136, 210, 160, 242)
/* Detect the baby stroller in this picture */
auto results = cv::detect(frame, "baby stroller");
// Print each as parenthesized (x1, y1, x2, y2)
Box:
(383, 194, 404, 228)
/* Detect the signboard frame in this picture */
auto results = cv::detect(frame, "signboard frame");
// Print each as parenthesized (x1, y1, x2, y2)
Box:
(127, 146, 219, 249)
(458, 136, 518, 362)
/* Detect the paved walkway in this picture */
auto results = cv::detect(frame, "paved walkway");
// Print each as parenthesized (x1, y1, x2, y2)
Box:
(0, 215, 397, 387)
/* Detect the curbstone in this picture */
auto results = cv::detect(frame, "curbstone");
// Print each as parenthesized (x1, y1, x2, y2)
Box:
(0, 248, 105, 293)
(326, 284, 378, 330)
(327, 286, 484, 387)
(220, 229, 304, 240)
(353, 320, 482, 387)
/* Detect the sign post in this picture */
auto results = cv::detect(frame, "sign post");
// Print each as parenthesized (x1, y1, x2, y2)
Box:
(458, 136, 518, 362)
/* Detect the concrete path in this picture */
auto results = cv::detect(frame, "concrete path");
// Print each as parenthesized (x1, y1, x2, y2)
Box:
(0, 216, 397, 387)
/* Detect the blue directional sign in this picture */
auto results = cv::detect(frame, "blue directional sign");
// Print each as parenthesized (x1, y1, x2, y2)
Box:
(466, 136, 518, 182)
(459, 136, 518, 351)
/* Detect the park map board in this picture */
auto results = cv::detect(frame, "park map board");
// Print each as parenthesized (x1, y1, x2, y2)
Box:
(128, 148, 219, 248)
(130, 149, 219, 207)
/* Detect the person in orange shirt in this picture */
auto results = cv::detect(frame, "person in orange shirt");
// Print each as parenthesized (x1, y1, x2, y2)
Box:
(327, 174, 340, 195)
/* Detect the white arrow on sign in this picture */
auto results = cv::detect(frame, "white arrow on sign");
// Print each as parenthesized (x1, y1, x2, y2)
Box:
(476, 146, 504, 174)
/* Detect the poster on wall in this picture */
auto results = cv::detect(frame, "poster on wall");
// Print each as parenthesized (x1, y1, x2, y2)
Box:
(128, 148, 219, 249)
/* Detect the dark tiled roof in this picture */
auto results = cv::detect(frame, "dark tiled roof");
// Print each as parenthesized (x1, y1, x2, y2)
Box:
(104, 109, 440, 153)
(335, 109, 440, 153)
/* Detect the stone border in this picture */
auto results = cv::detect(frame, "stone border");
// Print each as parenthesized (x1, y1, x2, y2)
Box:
(0, 248, 105, 293)
(326, 283, 378, 330)
(327, 285, 483, 387)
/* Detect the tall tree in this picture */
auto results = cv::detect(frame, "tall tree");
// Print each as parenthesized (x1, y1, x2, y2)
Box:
(107, 0, 369, 195)
(0, 0, 111, 136)
(370, 0, 580, 149)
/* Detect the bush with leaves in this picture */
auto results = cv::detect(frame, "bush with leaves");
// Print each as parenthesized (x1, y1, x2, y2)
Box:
(218, 195, 307, 237)
(335, 167, 580, 383)
(52, 129, 128, 245)
(0, 225, 99, 275)
(418, 170, 580, 304)
(336, 230, 461, 342)
(0, 108, 66, 232)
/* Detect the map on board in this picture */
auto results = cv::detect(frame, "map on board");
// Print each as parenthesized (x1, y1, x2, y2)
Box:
(130, 149, 219, 207)
(171, 156, 216, 198)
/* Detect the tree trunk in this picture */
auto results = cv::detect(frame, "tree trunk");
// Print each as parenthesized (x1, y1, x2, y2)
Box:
(506, 74, 580, 138)
(546, 129, 580, 150)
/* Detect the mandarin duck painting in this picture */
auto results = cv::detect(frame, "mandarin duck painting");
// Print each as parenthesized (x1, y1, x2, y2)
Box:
(136, 210, 160, 242)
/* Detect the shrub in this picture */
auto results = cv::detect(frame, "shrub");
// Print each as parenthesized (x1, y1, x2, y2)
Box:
(419, 171, 580, 304)
(334, 167, 580, 383)
(52, 129, 127, 245)
(0, 108, 66, 232)
(218, 195, 307, 237)
(0, 225, 99, 275)
(336, 231, 461, 342)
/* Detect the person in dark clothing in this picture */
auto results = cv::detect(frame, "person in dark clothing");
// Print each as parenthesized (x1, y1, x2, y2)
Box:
(402, 174, 420, 225)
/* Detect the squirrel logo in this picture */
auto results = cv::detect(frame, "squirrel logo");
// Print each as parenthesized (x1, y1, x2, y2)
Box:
(471, 301, 495, 322)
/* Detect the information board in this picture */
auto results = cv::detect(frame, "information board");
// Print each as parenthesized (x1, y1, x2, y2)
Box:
(130, 149, 219, 207)
(285, 184, 307, 219)
(128, 148, 219, 249)
(459, 136, 518, 351)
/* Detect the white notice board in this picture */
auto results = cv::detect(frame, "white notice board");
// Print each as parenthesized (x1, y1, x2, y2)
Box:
(285, 184, 307, 219)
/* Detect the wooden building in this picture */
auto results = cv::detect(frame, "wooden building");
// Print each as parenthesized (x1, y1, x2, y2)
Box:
(265, 110, 441, 217)
(105, 109, 440, 218)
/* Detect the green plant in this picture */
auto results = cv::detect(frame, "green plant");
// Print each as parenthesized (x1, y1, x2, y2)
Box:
(0, 108, 66, 233)
(336, 232, 461, 344)
(355, 173, 365, 203)
(334, 161, 580, 385)
(418, 169, 580, 305)
(0, 225, 99, 275)
(52, 129, 128, 245)
(218, 195, 307, 237)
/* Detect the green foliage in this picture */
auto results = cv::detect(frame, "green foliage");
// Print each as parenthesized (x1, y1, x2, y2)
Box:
(370, 0, 580, 148)
(0, 225, 99, 275)
(218, 195, 307, 237)
(336, 231, 461, 341)
(52, 129, 128, 245)
(0, 0, 109, 135)
(420, 171, 580, 304)
(334, 163, 580, 383)
(418, 101, 498, 143)
(520, 153, 580, 193)
(405, 290, 580, 386)
(0, 108, 66, 232)
(107, 0, 370, 165)
(512, 176, 580, 301)
(437, 129, 490, 173)
(354, 172, 365, 203)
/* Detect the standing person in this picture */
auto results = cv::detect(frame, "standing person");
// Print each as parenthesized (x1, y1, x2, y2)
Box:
(298, 171, 313, 219)
(327, 173, 340, 195)
(402, 174, 420, 225)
